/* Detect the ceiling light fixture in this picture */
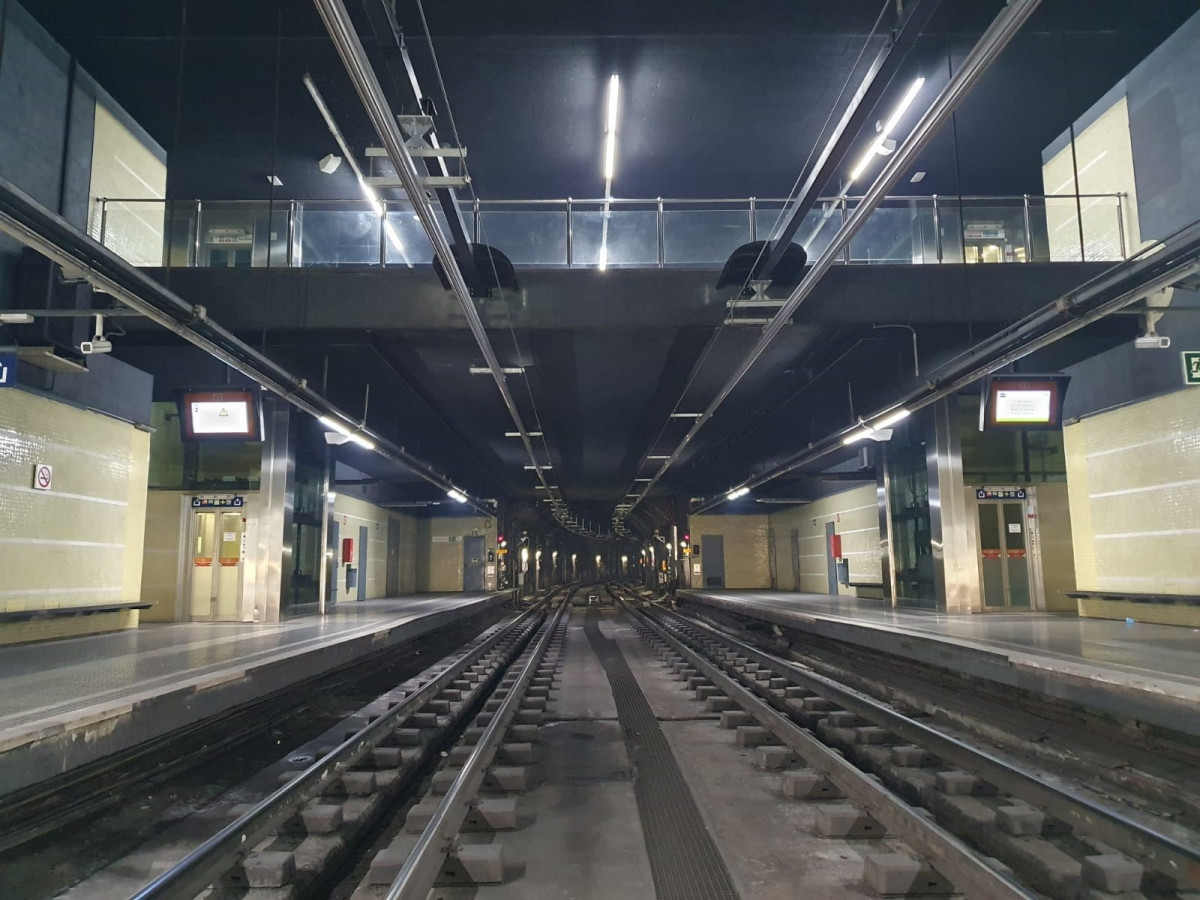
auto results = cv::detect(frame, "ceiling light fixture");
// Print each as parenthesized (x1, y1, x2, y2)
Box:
(318, 415, 376, 450)
(469, 365, 524, 375)
(598, 73, 620, 272)
(726, 486, 751, 502)
(647, 454, 669, 460)
(506, 431, 542, 437)
(842, 407, 911, 445)
(446, 488, 468, 503)
(0, 313, 35, 325)
(848, 77, 926, 184)
(669, 412, 702, 419)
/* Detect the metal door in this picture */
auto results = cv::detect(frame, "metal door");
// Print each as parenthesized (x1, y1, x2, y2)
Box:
(701, 535, 725, 588)
(825, 521, 839, 595)
(189, 511, 243, 620)
(463, 535, 485, 591)
(977, 501, 1032, 609)
(357, 525, 369, 601)
(386, 518, 401, 596)
(328, 520, 339, 607)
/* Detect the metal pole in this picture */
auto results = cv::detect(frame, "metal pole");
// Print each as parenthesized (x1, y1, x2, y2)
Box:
(99, 199, 109, 248)
(287, 200, 296, 267)
(622, 0, 1044, 520)
(657, 197, 665, 267)
(1022, 194, 1033, 263)
(933, 195, 943, 263)
(193, 199, 202, 267)
(566, 197, 573, 268)
(749, 196, 756, 242)
(1116, 193, 1127, 259)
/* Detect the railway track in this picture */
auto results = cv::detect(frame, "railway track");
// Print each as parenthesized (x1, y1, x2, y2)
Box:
(616, 587, 1200, 898)
(110, 590, 569, 900)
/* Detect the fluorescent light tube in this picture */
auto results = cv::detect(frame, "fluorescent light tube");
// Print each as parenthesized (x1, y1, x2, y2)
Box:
(606, 74, 620, 133)
(872, 408, 911, 430)
(446, 488, 467, 503)
(847, 76, 925, 184)
(603, 131, 616, 181)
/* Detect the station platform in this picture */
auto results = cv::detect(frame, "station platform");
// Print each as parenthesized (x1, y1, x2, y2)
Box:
(0, 593, 507, 796)
(679, 590, 1200, 739)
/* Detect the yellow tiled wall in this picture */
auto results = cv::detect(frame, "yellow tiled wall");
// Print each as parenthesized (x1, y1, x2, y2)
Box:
(397, 511, 418, 595)
(416, 516, 497, 592)
(689, 514, 771, 589)
(1064, 389, 1200, 601)
(1032, 482, 1078, 613)
(0, 390, 150, 641)
(140, 491, 186, 621)
(334, 494, 398, 599)
(768, 485, 881, 595)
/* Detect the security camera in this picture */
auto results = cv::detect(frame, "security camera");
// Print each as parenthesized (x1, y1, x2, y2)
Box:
(1134, 334, 1171, 350)
(80, 337, 113, 355)
(319, 153, 343, 174)
(323, 431, 352, 446)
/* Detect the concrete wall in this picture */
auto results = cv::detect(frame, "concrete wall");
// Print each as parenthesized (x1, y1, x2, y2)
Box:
(416, 515, 497, 593)
(1064, 389, 1200, 607)
(688, 514, 770, 590)
(768, 485, 881, 596)
(0, 389, 149, 643)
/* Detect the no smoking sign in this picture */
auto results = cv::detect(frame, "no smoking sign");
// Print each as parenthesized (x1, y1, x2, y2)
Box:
(33, 464, 53, 491)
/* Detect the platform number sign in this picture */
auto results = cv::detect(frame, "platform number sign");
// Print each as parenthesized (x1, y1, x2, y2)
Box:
(1184, 351, 1200, 386)
(0, 351, 16, 388)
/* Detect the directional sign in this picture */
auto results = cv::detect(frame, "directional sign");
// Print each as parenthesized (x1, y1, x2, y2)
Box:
(192, 495, 244, 509)
(977, 487, 1026, 501)
(0, 351, 17, 388)
(1184, 351, 1200, 386)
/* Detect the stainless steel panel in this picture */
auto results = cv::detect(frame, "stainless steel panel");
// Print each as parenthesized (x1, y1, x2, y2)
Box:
(258, 397, 293, 621)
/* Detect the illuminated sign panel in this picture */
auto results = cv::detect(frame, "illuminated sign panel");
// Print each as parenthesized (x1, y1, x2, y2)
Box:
(180, 390, 262, 441)
(993, 389, 1052, 424)
(982, 375, 1069, 431)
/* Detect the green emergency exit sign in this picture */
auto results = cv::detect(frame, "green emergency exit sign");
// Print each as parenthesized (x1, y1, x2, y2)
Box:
(1185, 351, 1200, 385)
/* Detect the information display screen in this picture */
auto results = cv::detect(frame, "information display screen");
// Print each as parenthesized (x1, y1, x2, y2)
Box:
(993, 388, 1053, 424)
(983, 375, 1068, 430)
(180, 390, 262, 440)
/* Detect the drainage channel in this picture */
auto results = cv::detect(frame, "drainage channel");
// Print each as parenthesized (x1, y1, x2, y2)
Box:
(584, 607, 741, 900)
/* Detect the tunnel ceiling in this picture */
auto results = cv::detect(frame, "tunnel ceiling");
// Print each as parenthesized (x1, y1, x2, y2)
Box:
(18, 0, 1199, 535)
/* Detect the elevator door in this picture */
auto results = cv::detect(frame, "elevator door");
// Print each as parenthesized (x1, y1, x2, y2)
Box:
(977, 501, 1031, 609)
(190, 511, 244, 620)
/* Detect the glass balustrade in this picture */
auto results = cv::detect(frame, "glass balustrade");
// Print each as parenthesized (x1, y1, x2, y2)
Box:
(97, 193, 1128, 271)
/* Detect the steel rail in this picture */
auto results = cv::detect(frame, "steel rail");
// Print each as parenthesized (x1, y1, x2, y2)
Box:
(619, 598, 1035, 900)
(312, 0, 580, 531)
(756, 0, 942, 280)
(621, 0, 1042, 521)
(0, 175, 494, 517)
(129, 605, 543, 900)
(690, 214, 1200, 512)
(384, 598, 569, 899)
(662, 604, 1200, 888)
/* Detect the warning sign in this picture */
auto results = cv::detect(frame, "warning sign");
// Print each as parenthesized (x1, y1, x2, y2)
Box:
(33, 464, 53, 491)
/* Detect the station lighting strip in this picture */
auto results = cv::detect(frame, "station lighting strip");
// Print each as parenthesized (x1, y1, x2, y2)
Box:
(0, 175, 492, 518)
(693, 218, 1200, 514)
(313, 0, 595, 539)
(614, 0, 1042, 527)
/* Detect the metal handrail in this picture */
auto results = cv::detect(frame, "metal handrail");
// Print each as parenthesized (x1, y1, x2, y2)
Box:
(96, 192, 1124, 206)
